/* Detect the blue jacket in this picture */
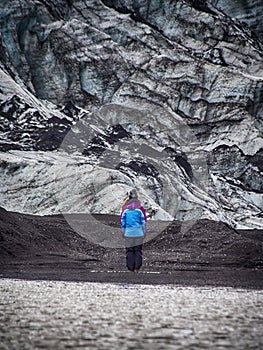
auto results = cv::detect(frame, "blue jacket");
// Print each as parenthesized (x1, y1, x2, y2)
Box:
(121, 205, 146, 238)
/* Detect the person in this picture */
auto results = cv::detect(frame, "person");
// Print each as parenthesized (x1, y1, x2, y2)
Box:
(120, 189, 147, 272)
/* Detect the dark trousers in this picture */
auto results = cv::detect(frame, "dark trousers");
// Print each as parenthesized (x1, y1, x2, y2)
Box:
(125, 237, 143, 271)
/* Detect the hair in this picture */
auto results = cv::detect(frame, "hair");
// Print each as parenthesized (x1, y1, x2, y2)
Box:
(121, 196, 130, 208)
(129, 189, 138, 199)
(121, 189, 139, 210)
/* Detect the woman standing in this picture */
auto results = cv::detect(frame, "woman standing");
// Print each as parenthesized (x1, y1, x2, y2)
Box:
(121, 189, 147, 272)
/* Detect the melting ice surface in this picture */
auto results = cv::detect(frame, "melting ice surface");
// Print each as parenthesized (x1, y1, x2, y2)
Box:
(0, 279, 262, 349)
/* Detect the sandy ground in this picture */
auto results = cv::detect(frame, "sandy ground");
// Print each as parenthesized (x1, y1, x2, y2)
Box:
(0, 207, 262, 289)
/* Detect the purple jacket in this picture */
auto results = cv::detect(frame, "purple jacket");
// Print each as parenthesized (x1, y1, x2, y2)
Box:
(120, 200, 147, 223)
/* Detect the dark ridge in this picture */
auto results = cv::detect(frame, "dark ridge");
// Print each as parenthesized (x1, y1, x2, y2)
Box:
(0, 207, 263, 288)
(164, 147, 193, 179)
(34, 124, 71, 151)
(208, 144, 263, 193)
(60, 101, 81, 119)
(224, 178, 262, 195)
(0, 95, 30, 121)
(208, 144, 246, 162)
(0, 94, 81, 152)
(83, 124, 131, 157)
(116, 160, 160, 177)
(186, 0, 217, 15)
(209, 143, 263, 174)
(101, 0, 131, 14)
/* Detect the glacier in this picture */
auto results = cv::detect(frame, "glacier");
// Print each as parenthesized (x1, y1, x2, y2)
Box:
(0, 0, 262, 229)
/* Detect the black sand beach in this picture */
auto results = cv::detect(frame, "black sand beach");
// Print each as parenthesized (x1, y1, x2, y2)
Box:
(0, 207, 262, 289)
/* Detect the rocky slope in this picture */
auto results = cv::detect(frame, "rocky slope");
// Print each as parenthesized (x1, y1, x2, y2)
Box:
(0, 207, 262, 288)
(0, 0, 262, 228)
